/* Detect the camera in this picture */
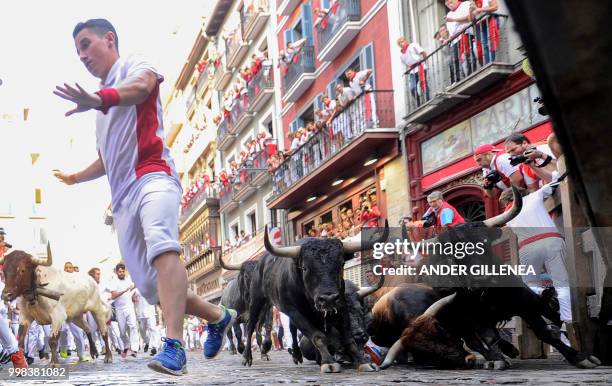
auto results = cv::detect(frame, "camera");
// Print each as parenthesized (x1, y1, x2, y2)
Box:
(484, 170, 502, 189)
(534, 96, 548, 116)
(509, 154, 529, 166)
(3, 243, 11, 249)
(421, 211, 436, 228)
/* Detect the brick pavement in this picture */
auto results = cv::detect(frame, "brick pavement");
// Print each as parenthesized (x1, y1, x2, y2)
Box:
(0, 349, 610, 385)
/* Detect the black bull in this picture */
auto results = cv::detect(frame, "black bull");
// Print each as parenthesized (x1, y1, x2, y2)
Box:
(241, 221, 389, 373)
(220, 259, 272, 358)
(295, 277, 384, 364)
(380, 187, 601, 370)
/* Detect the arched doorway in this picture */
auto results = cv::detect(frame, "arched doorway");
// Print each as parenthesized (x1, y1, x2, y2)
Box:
(443, 185, 486, 222)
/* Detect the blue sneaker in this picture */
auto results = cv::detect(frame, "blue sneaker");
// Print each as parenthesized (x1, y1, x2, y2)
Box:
(147, 337, 187, 376)
(204, 306, 237, 359)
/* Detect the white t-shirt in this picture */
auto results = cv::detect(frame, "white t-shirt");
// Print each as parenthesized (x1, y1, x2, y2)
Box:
(506, 185, 558, 242)
(446, 1, 472, 40)
(338, 87, 357, 106)
(484, 152, 518, 189)
(349, 70, 372, 95)
(400, 43, 427, 73)
(96, 54, 180, 211)
(133, 289, 156, 318)
(109, 276, 135, 309)
(187, 317, 199, 332)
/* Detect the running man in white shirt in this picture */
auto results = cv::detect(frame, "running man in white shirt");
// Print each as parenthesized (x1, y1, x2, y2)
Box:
(133, 288, 158, 354)
(108, 263, 138, 358)
(52, 19, 236, 375)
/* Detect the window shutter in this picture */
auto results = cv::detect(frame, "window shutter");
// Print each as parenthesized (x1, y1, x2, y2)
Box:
(301, 3, 314, 46)
(360, 44, 376, 89)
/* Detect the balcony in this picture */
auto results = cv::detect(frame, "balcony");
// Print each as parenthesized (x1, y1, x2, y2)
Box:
(226, 33, 250, 69)
(316, 0, 361, 62)
(185, 247, 221, 281)
(282, 46, 316, 102)
(232, 142, 277, 202)
(185, 86, 197, 116)
(246, 66, 274, 113)
(230, 97, 254, 136)
(212, 58, 232, 91)
(219, 182, 239, 212)
(403, 14, 513, 124)
(196, 63, 212, 98)
(216, 118, 236, 151)
(269, 90, 397, 209)
(179, 185, 220, 226)
(277, 0, 301, 16)
(242, 4, 270, 41)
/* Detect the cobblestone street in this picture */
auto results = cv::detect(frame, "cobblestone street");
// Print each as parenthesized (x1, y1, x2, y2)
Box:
(1, 350, 610, 385)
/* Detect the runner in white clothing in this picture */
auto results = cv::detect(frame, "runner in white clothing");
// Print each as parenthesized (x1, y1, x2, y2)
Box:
(108, 263, 138, 357)
(53, 18, 236, 375)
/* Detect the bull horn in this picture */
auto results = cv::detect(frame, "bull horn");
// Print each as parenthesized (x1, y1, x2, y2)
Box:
(357, 273, 385, 299)
(219, 253, 242, 271)
(342, 220, 390, 254)
(423, 292, 457, 317)
(380, 339, 404, 369)
(30, 242, 53, 266)
(264, 225, 300, 258)
(36, 287, 62, 301)
(483, 185, 523, 227)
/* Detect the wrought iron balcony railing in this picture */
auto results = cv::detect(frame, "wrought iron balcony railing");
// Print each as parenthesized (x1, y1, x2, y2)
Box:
(271, 90, 395, 197)
(316, 0, 361, 54)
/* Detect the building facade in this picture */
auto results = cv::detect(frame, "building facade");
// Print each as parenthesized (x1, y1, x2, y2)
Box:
(207, 0, 283, 284)
(269, 0, 408, 284)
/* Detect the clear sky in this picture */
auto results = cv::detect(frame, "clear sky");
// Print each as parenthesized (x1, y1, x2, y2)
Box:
(0, 0, 211, 272)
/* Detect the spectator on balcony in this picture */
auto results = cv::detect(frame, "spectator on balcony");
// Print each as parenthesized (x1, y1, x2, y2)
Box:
(223, 239, 232, 254)
(240, 66, 253, 84)
(397, 36, 430, 106)
(288, 131, 301, 153)
(232, 234, 241, 249)
(239, 230, 251, 245)
(346, 68, 373, 95)
(504, 133, 557, 191)
(445, 0, 476, 82)
(313, 7, 330, 30)
(471, 0, 499, 64)
(359, 199, 382, 228)
(257, 130, 272, 151)
(277, 38, 308, 74)
(473, 143, 525, 198)
(260, 50, 273, 82)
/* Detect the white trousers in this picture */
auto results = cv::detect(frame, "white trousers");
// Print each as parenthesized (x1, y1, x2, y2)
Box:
(520, 237, 572, 321)
(116, 306, 139, 352)
(186, 329, 199, 350)
(60, 323, 86, 356)
(108, 321, 123, 351)
(0, 312, 18, 354)
(137, 315, 156, 347)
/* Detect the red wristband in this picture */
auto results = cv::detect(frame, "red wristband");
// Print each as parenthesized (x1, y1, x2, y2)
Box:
(95, 88, 120, 114)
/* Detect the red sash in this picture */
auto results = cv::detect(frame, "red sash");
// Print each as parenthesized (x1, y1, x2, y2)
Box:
(418, 63, 427, 92)
(518, 232, 564, 249)
(489, 16, 499, 52)
(459, 33, 470, 60)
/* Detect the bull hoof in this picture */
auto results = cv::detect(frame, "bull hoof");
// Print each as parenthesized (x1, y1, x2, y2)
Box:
(289, 347, 303, 364)
(242, 353, 253, 367)
(358, 363, 379, 372)
(104, 356, 113, 364)
(261, 353, 270, 361)
(320, 362, 342, 373)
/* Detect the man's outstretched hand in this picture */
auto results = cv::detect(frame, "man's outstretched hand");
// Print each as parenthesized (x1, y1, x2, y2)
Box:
(53, 83, 102, 116)
(52, 169, 76, 185)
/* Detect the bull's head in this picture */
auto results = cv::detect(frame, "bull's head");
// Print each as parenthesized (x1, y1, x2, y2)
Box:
(381, 293, 475, 369)
(1, 243, 53, 302)
(344, 275, 385, 346)
(220, 253, 259, 304)
(264, 221, 389, 314)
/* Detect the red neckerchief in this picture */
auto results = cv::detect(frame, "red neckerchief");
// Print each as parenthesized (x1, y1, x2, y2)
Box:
(400, 42, 409, 54)
(324, 99, 331, 107)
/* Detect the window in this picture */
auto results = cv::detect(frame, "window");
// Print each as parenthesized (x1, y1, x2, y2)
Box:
(320, 211, 332, 225)
(248, 212, 257, 236)
(284, 2, 314, 47)
(231, 223, 239, 239)
(327, 44, 375, 99)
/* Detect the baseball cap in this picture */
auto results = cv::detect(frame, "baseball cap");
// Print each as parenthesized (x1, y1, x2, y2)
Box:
(474, 144, 500, 155)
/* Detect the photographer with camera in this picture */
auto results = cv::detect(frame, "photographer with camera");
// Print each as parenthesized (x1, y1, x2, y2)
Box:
(359, 197, 382, 228)
(473, 143, 525, 197)
(504, 133, 557, 191)
(412, 191, 465, 234)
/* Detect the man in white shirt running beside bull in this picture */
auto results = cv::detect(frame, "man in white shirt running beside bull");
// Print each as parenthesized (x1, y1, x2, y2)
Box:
(133, 288, 159, 355)
(53, 19, 236, 376)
